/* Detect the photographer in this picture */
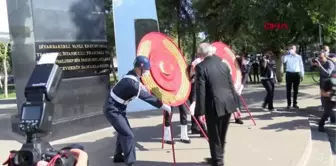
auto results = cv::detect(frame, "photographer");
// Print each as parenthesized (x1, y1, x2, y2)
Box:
(318, 71, 336, 132)
(311, 52, 335, 108)
(260, 53, 276, 111)
(37, 149, 88, 166)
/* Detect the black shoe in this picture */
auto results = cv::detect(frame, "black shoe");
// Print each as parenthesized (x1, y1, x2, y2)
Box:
(318, 126, 325, 132)
(180, 139, 191, 144)
(235, 118, 244, 124)
(286, 106, 291, 110)
(204, 157, 212, 164)
(191, 129, 200, 134)
(293, 105, 299, 109)
(113, 154, 125, 163)
(164, 140, 175, 144)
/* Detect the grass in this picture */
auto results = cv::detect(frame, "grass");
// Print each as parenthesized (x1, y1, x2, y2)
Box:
(301, 72, 319, 85)
(0, 84, 16, 99)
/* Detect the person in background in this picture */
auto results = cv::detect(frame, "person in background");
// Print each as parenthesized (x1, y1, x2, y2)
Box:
(282, 45, 304, 109)
(251, 56, 260, 84)
(195, 43, 239, 166)
(323, 45, 336, 66)
(189, 53, 208, 137)
(233, 54, 252, 124)
(318, 70, 336, 132)
(260, 52, 276, 111)
(311, 52, 335, 112)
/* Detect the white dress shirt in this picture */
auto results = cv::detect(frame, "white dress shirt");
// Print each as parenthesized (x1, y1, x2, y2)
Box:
(282, 54, 304, 77)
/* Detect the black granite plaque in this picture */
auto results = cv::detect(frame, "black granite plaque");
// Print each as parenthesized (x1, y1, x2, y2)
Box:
(35, 42, 110, 78)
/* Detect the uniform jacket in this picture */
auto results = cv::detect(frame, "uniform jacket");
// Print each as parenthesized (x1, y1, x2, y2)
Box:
(109, 70, 163, 111)
(195, 55, 239, 117)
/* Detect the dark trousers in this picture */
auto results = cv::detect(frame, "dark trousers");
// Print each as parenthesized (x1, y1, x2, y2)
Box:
(319, 98, 336, 127)
(253, 72, 259, 83)
(206, 113, 231, 166)
(104, 100, 136, 165)
(286, 72, 301, 106)
(164, 104, 188, 126)
(261, 79, 275, 109)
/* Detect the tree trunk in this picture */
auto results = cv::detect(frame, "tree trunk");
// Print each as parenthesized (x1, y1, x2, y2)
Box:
(110, 48, 118, 83)
(176, 0, 181, 49)
(275, 49, 284, 83)
(3, 45, 8, 98)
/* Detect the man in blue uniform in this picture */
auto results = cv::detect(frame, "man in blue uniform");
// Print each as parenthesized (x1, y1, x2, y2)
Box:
(103, 56, 171, 166)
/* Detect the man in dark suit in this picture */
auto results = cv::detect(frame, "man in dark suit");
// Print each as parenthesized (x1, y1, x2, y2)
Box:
(195, 43, 239, 166)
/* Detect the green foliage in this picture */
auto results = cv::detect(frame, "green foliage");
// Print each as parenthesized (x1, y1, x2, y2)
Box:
(0, 42, 11, 73)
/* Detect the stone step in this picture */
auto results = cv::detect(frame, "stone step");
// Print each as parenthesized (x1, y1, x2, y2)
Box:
(306, 118, 334, 166)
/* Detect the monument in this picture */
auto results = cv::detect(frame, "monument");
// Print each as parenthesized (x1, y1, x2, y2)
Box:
(6, 0, 111, 140)
(113, 0, 160, 111)
(0, 0, 10, 43)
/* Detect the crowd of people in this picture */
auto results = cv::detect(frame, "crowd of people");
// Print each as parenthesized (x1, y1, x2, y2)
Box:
(34, 44, 336, 166)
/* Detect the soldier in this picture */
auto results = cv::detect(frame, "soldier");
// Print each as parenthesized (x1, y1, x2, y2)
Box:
(104, 56, 171, 166)
(162, 57, 203, 144)
(318, 70, 336, 132)
(163, 105, 191, 144)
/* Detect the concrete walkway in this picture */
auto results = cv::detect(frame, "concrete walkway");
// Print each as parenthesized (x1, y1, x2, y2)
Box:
(0, 84, 333, 166)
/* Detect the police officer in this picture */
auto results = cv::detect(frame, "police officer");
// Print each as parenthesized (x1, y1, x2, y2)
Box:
(104, 56, 171, 166)
(318, 70, 336, 132)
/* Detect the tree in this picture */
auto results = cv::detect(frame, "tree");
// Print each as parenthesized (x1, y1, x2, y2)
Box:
(105, 0, 118, 82)
(0, 42, 9, 98)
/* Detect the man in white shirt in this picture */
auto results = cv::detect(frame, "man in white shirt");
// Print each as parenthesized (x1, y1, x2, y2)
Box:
(282, 45, 304, 109)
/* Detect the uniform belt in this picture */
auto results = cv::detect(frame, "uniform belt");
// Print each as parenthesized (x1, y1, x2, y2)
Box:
(110, 91, 130, 105)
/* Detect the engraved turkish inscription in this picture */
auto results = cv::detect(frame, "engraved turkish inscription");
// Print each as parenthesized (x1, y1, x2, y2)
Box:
(35, 42, 111, 78)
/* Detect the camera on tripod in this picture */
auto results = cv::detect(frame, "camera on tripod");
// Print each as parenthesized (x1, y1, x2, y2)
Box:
(4, 53, 76, 166)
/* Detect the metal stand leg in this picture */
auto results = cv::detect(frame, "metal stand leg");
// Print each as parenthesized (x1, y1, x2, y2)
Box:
(239, 95, 256, 125)
(183, 103, 209, 141)
(161, 110, 176, 165)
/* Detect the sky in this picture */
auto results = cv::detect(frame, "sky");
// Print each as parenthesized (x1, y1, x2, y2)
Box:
(0, 0, 10, 42)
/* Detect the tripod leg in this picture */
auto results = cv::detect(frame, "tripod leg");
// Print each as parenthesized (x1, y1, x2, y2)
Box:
(239, 95, 256, 125)
(183, 103, 209, 141)
(162, 110, 165, 149)
(169, 111, 176, 165)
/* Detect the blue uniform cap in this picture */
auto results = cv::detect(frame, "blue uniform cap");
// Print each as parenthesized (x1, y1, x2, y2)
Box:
(134, 56, 151, 70)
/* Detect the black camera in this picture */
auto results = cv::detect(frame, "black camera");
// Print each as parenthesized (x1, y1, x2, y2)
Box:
(4, 53, 76, 166)
(312, 58, 318, 63)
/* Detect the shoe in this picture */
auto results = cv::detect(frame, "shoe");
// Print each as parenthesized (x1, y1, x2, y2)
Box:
(180, 139, 191, 143)
(268, 108, 277, 111)
(113, 154, 125, 163)
(235, 118, 244, 124)
(293, 105, 299, 109)
(286, 106, 291, 110)
(318, 126, 325, 132)
(191, 129, 200, 134)
(164, 140, 175, 144)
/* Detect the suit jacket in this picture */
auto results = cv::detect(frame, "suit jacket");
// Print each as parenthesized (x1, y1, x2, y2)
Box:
(259, 59, 273, 79)
(195, 55, 239, 117)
